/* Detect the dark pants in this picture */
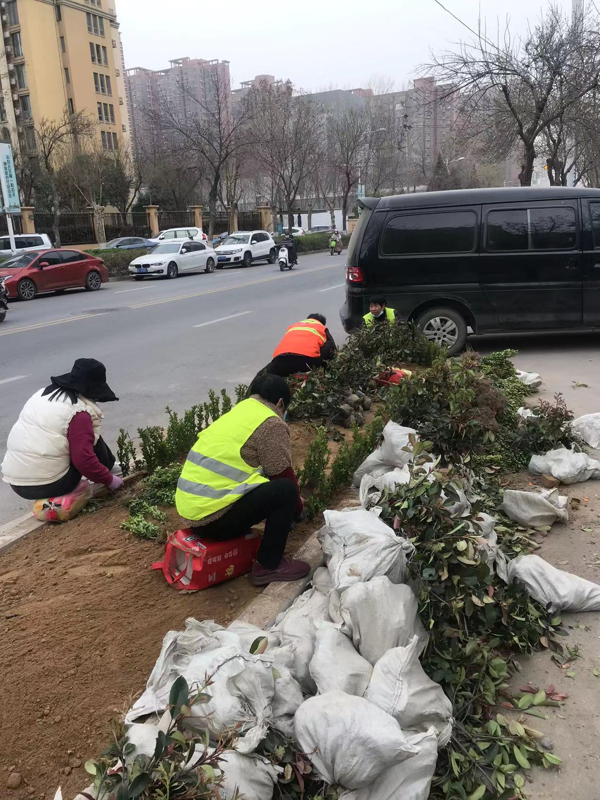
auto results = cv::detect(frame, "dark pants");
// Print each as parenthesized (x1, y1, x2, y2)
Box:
(10, 437, 116, 501)
(266, 354, 324, 378)
(194, 478, 297, 569)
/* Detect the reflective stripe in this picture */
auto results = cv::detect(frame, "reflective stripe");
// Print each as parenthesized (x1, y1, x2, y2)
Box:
(286, 325, 326, 343)
(177, 477, 259, 500)
(185, 450, 253, 483)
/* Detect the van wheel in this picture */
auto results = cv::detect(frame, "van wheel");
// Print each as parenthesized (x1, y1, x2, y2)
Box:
(416, 307, 467, 356)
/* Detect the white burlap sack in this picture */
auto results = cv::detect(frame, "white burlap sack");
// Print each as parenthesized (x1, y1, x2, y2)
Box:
(294, 691, 419, 789)
(312, 565, 334, 594)
(506, 554, 600, 613)
(529, 448, 600, 484)
(270, 588, 331, 691)
(516, 370, 542, 390)
(338, 728, 438, 800)
(218, 751, 279, 800)
(227, 621, 281, 652)
(309, 621, 373, 696)
(338, 576, 428, 665)
(517, 406, 537, 420)
(352, 422, 417, 487)
(271, 664, 304, 738)
(500, 488, 569, 528)
(319, 509, 414, 589)
(359, 466, 411, 509)
(572, 413, 600, 449)
(364, 636, 453, 745)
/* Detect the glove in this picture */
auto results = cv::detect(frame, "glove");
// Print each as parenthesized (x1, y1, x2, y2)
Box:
(108, 474, 124, 492)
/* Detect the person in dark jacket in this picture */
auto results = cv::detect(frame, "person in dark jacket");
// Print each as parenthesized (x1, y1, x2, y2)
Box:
(266, 313, 337, 377)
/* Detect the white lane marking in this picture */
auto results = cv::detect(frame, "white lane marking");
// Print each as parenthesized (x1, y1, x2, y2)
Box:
(0, 312, 107, 338)
(0, 374, 28, 386)
(193, 311, 252, 328)
(115, 286, 156, 294)
(130, 262, 337, 310)
(318, 282, 345, 293)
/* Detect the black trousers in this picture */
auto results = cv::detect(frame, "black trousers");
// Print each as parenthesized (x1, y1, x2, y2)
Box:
(194, 478, 297, 569)
(10, 437, 116, 501)
(266, 354, 324, 377)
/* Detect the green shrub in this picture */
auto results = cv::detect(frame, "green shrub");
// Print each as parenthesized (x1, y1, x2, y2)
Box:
(87, 247, 150, 277)
(273, 232, 350, 252)
(513, 393, 582, 456)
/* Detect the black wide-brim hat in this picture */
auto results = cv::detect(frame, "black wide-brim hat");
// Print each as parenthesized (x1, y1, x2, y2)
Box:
(51, 358, 118, 403)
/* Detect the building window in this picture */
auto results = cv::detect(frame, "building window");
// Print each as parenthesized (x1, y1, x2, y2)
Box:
(106, 75, 112, 95)
(20, 94, 31, 119)
(15, 64, 27, 90)
(55, 4, 62, 21)
(112, 132, 118, 149)
(90, 42, 96, 63)
(0, 99, 6, 122)
(87, 12, 104, 36)
(103, 102, 109, 121)
(98, 102, 104, 122)
(60, 36, 66, 53)
(93, 72, 100, 93)
(6, 1, 19, 26)
(11, 32, 22, 57)
(99, 74, 106, 93)
(101, 130, 107, 149)
(109, 104, 115, 124)
(68, 98, 75, 115)
(91, 0, 102, 6)
(24, 126, 36, 152)
(64, 67, 70, 85)
(102, 45, 108, 66)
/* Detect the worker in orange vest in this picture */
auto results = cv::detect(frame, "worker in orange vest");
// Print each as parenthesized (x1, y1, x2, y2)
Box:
(266, 313, 337, 377)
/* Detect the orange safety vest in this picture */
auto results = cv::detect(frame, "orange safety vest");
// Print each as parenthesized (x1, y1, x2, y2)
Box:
(273, 318, 327, 359)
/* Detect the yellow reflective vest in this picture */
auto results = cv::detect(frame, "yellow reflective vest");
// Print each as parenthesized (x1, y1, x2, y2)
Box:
(175, 398, 277, 521)
(363, 308, 396, 326)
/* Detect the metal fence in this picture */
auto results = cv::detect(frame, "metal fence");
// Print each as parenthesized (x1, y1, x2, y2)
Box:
(33, 212, 95, 246)
(238, 210, 262, 231)
(104, 212, 151, 240)
(208, 212, 229, 235)
(0, 215, 22, 235)
(157, 210, 195, 230)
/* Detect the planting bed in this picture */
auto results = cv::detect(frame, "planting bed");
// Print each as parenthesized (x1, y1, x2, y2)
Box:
(0, 419, 355, 800)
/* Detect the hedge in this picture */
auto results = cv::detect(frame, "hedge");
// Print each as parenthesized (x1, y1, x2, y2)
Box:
(273, 232, 350, 252)
(88, 247, 150, 278)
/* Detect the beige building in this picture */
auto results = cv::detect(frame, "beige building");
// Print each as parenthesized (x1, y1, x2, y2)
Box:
(0, 0, 131, 156)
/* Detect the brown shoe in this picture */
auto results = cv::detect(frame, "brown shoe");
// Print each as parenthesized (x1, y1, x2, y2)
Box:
(250, 557, 311, 586)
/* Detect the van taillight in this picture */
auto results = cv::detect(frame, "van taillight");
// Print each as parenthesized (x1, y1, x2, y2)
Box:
(346, 265, 364, 283)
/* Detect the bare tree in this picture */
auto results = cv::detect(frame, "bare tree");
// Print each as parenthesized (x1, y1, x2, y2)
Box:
(33, 110, 95, 245)
(152, 69, 251, 237)
(429, 4, 600, 186)
(248, 81, 323, 232)
(326, 107, 371, 229)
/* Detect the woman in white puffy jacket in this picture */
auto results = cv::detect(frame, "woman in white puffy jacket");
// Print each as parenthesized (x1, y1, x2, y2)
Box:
(1, 358, 124, 500)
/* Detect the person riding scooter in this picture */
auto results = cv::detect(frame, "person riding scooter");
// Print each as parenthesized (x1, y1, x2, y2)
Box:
(282, 234, 298, 266)
(330, 230, 343, 255)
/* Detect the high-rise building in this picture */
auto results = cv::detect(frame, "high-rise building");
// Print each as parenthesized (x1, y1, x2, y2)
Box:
(125, 57, 231, 155)
(0, 0, 131, 157)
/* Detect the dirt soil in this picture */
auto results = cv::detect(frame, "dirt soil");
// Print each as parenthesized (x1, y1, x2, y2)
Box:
(0, 419, 338, 800)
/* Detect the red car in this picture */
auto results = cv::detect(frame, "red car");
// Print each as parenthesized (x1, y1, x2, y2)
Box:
(0, 249, 109, 301)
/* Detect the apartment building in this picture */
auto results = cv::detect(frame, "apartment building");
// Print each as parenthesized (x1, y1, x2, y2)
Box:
(0, 0, 131, 157)
(126, 57, 231, 155)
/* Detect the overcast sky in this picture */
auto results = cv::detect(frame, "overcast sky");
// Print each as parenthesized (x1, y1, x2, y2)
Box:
(118, 0, 572, 91)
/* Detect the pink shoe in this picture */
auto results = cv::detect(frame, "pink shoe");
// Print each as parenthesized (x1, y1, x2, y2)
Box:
(250, 557, 311, 586)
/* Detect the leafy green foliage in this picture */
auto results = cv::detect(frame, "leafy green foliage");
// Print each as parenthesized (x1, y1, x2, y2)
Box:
(85, 677, 239, 800)
(135, 463, 181, 507)
(87, 247, 150, 277)
(257, 729, 339, 800)
(235, 384, 249, 404)
(513, 393, 582, 456)
(117, 428, 142, 478)
(379, 448, 564, 798)
(385, 353, 507, 462)
(120, 515, 162, 540)
(289, 322, 440, 422)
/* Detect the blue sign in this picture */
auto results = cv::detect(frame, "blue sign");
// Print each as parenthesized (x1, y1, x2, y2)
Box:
(0, 143, 20, 213)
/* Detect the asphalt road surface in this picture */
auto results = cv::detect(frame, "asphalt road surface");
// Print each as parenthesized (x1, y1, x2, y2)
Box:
(2, 249, 600, 524)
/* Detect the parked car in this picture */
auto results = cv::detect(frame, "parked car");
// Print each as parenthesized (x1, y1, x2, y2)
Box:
(128, 240, 217, 280)
(153, 227, 208, 244)
(0, 233, 53, 256)
(212, 232, 229, 248)
(341, 186, 600, 355)
(282, 226, 305, 236)
(214, 231, 276, 268)
(309, 225, 334, 234)
(103, 237, 156, 250)
(0, 277, 8, 322)
(0, 249, 108, 300)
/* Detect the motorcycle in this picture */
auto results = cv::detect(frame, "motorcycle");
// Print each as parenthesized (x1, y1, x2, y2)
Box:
(0, 278, 8, 324)
(278, 244, 294, 271)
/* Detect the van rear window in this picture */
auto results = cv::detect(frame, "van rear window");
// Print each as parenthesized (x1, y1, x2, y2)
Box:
(381, 210, 476, 256)
(486, 207, 576, 251)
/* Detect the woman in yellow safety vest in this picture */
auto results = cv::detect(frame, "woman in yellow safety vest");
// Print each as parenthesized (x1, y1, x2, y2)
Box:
(363, 296, 397, 327)
(176, 374, 310, 586)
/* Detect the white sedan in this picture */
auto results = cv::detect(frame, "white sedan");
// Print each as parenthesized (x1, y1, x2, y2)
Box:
(128, 240, 217, 280)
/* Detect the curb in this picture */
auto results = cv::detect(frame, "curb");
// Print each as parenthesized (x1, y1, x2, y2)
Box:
(0, 471, 145, 555)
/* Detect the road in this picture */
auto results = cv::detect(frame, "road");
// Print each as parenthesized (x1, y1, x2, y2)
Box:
(0, 251, 349, 523)
(2, 249, 600, 524)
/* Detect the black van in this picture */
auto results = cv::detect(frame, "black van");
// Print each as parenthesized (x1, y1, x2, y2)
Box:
(341, 186, 600, 354)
